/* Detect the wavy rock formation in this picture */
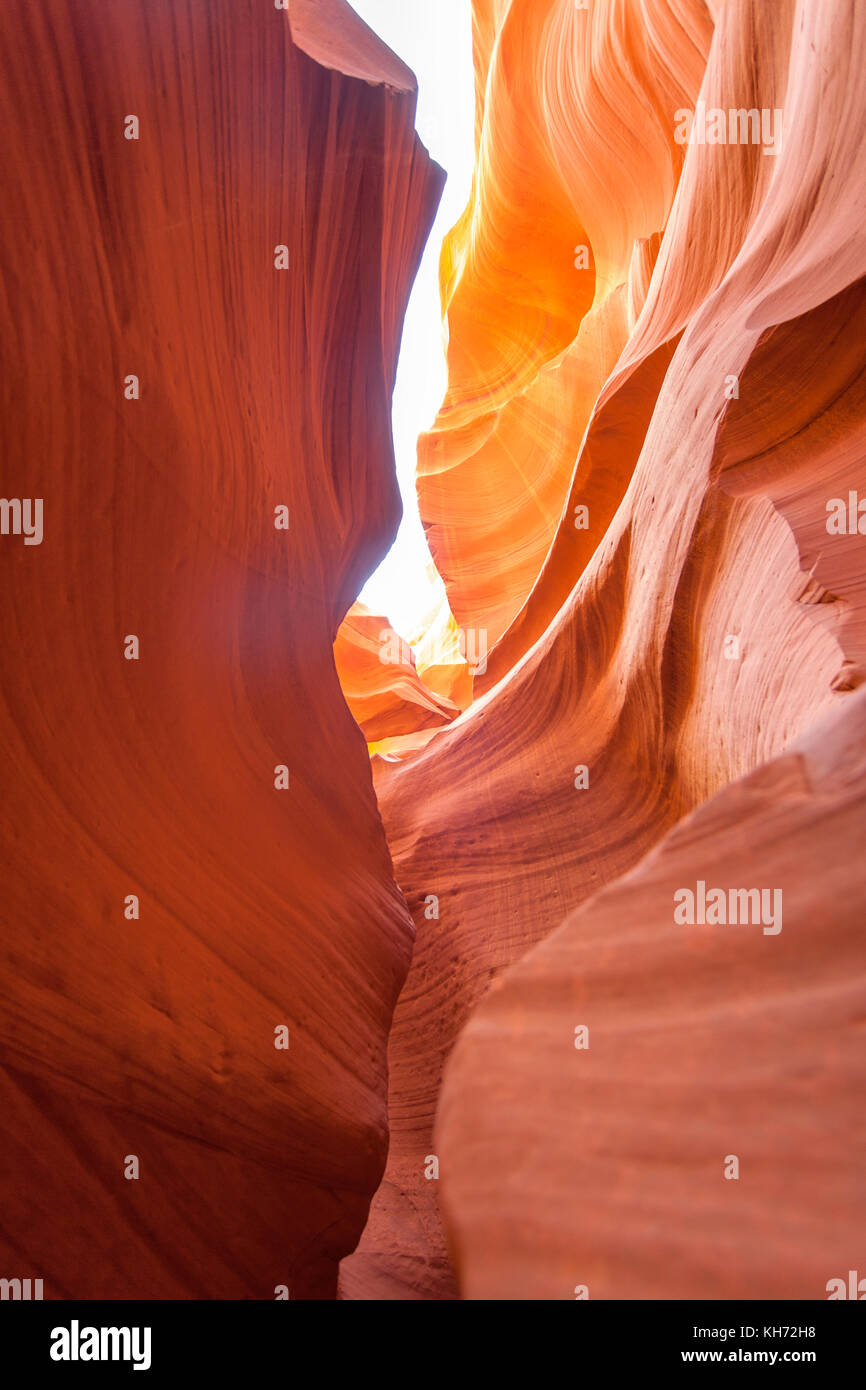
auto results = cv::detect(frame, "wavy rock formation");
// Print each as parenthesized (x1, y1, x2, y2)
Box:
(341, 0, 866, 1299)
(3, 0, 862, 1306)
(437, 689, 866, 1299)
(0, 0, 441, 1298)
(335, 602, 459, 749)
(417, 0, 713, 653)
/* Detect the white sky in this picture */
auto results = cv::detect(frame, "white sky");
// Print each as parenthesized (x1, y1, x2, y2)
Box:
(347, 0, 475, 638)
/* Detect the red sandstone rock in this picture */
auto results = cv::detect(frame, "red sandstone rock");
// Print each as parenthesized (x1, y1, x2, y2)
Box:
(341, 0, 866, 1299)
(437, 690, 866, 1298)
(0, 0, 441, 1298)
(2, 0, 864, 1307)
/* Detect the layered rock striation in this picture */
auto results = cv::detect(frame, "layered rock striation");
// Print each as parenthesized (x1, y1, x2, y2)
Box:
(342, 0, 866, 1299)
(0, 0, 441, 1298)
(2, 0, 862, 1305)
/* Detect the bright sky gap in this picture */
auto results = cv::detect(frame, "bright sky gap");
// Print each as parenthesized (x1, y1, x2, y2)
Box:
(346, 0, 475, 640)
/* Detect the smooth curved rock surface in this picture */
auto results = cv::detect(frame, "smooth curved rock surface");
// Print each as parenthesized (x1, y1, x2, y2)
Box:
(341, 0, 866, 1299)
(437, 689, 866, 1298)
(417, 0, 713, 651)
(0, 0, 441, 1298)
(335, 603, 459, 747)
(3, 0, 863, 1306)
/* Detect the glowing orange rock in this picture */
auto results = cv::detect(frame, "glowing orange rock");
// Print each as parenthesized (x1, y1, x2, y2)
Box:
(342, 0, 866, 1300)
(335, 603, 459, 746)
(418, 0, 713, 655)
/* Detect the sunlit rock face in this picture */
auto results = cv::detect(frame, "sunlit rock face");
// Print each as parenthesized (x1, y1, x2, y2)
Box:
(0, 0, 441, 1298)
(335, 603, 459, 750)
(3, 0, 863, 1306)
(417, 0, 713, 654)
(341, 0, 866, 1299)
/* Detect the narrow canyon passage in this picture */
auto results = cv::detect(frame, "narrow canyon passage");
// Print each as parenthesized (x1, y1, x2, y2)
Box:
(0, 0, 863, 1309)
(334, 0, 866, 1300)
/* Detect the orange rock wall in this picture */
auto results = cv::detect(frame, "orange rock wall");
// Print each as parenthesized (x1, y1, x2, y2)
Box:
(418, 0, 713, 649)
(335, 603, 458, 745)
(342, 0, 866, 1299)
(2, 0, 863, 1305)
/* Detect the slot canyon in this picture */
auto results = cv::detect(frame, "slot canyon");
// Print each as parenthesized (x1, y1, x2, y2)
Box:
(0, 0, 864, 1303)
